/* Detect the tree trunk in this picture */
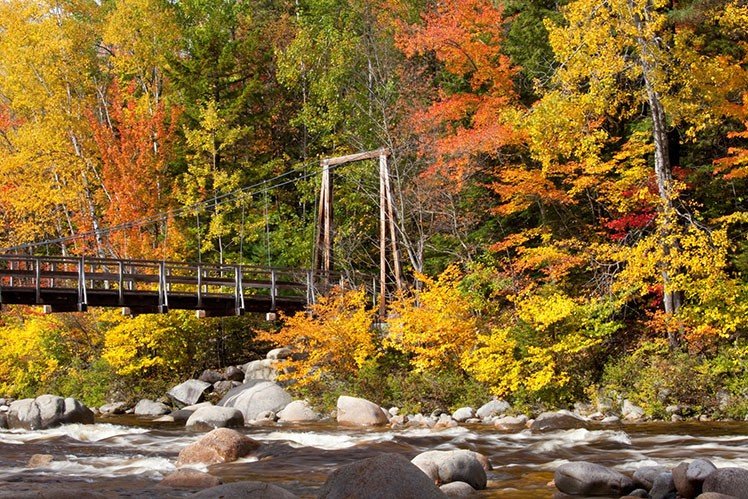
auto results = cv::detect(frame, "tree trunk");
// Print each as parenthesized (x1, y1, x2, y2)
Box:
(634, 8, 683, 348)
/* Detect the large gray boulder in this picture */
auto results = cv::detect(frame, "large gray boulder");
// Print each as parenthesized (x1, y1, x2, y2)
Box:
(266, 347, 292, 360)
(494, 415, 528, 431)
(531, 411, 588, 432)
(186, 405, 244, 429)
(168, 379, 212, 407)
(190, 481, 299, 498)
(554, 461, 636, 496)
(277, 400, 320, 422)
(633, 466, 669, 490)
(223, 365, 245, 382)
(8, 395, 94, 430)
(318, 453, 447, 499)
(439, 481, 477, 497)
(411, 450, 488, 490)
(476, 399, 511, 419)
(218, 380, 292, 421)
(702, 468, 748, 497)
(134, 399, 170, 416)
(336, 396, 388, 426)
(649, 472, 675, 499)
(177, 428, 261, 466)
(198, 369, 223, 384)
(451, 407, 474, 422)
(673, 459, 717, 499)
(243, 359, 278, 382)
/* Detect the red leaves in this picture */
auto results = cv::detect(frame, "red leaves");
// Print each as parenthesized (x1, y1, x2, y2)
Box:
(89, 81, 181, 257)
(398, 0, 519, 186)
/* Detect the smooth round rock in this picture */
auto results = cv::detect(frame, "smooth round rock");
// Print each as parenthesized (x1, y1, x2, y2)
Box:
(650, 471, 675, 499)
(277, 400, 320, 422)
(475, 399, 511, 419)
(176, 428, 260, 466)
(134, 399, 170, 417)
(634, 466, 669, 490)
(451, 407, 474, 422)
(219, 380, 292, 422)
(531, 411, 588, 432)
(412, 450, 488, 490)
(318, 453, 447, 499)
(8, 395, 94, 430)
(702, 468, 748, 497)
(336, 396, 388, 426)
(440, 481, 477, 496)
(186, 405, 244, 429)
(554, 461, 635, 496)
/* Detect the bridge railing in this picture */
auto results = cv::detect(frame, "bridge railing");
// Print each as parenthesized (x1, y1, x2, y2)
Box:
(0, 254, 352, 314)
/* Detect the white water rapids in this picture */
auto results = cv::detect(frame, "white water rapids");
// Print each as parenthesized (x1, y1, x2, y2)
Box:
(1, 418, 747, 497)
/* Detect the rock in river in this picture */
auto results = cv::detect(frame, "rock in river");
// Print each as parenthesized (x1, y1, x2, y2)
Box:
(318, 453, 447, 499)
(218, 380, 292, 422)
(8, 395, 94, 430)
(336, 395, 388, 426)
(554, 461, 635, 496)
(411, 449, 489, 490)
(177, 427, 260, 466)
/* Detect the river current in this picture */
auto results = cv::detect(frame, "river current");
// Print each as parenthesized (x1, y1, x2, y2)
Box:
(1, 418, 747, 497)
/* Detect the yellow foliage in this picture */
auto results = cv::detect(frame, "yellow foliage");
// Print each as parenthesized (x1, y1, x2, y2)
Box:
(385, 266, 478, 372)
(462, 290, 619, 397)
(256, 288, 376, 387)
(102, 310, 204, 377)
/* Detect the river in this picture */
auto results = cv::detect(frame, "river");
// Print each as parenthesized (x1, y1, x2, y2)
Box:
(1, 418, 748, 497)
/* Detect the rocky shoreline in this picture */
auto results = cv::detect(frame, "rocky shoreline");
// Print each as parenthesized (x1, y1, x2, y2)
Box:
(2, 348, 748, 498)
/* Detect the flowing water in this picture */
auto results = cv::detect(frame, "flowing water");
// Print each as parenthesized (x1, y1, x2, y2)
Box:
(1, 417, 748, 497)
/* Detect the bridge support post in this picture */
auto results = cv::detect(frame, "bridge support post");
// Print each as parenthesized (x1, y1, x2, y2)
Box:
(77, 257, 88, 312)
(158, 261, 169, 314)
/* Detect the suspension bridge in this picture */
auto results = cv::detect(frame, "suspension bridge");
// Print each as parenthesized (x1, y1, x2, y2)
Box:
(0, 254, 346, 316)
(0, 149, 402, 316)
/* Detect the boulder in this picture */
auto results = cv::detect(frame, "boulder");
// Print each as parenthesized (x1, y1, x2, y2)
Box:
(634, 466, 669, 489)
(622, 399, 645, 420)
(531, 411, 588, 432)
(159, 469, 222, 489)
(649, 471, 675, 499)
(318, 453, 447, 499)
(171, 409, 195, 424)
(702, 468, 748, 497)
(451, 407, 474, 422)
(494, 415, 528, 431)
(277, 400, 320, 422)
(189, 481, 299, 498)
(224, 365, 245, 382)
(266, 347, 292, 360)
(176, 427, 261, 466)
(213, 380, 237, 397)
(198, 369, 224, 384)
(554, 461, 635, 496)
(8, 395, 94, 430)
(27, 454, 54, 468)
(0, 413, 7, 429)
(168, 379, 212, 407)
(476, 399, 511, 419)
(440, 481, 477, 496)
(674, 459, 717, 499)
(219, 380, 292, 422)
(336, 396, 389, 426)
(411, 450, 488, 490)
(99, 402, 127, 415)
(243, 359, 278, 382)
(186, 405, 244, 429)
(134, 399, 170, 416)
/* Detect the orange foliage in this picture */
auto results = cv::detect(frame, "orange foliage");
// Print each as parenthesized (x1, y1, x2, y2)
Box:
(397, 0, 519, 186)
(89, 81, 181, 258)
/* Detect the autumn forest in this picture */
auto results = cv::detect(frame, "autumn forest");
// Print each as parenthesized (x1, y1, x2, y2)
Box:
(0, 0, 746, 415)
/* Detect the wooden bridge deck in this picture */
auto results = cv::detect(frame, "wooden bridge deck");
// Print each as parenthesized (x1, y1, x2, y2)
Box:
(0, 255, 343, 317)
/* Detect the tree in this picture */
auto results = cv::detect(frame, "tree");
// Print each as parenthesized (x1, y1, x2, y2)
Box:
(530, 0, 746, 346)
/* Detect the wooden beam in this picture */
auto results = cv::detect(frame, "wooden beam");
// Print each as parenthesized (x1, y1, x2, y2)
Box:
(321, 148, 390, 167)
